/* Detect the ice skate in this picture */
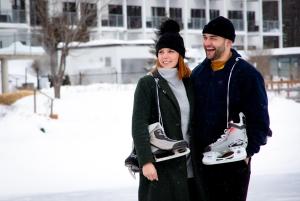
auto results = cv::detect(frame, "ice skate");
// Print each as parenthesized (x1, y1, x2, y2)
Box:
(124, 148, 139, 179)
(202, 112, 248, 165)
(148, 122, 190, 162)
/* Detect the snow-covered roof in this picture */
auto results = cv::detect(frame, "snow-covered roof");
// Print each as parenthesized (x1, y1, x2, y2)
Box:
(59, 39, 155, 49)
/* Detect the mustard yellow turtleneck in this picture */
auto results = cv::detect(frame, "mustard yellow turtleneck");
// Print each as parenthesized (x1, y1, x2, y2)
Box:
(211, 60, 226, 71)
(210, 52, 232, 71)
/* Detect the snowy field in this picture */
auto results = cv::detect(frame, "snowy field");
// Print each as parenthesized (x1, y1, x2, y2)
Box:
(0, 84, 300, 201)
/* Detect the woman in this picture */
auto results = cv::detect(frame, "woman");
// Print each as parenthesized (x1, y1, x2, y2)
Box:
(132, 19, 200, 201)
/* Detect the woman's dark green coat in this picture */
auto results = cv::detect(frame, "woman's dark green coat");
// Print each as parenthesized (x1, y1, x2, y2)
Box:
(132, 71, 194, 201)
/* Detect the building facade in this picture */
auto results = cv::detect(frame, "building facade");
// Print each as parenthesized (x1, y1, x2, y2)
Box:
(0, 0, 283, 50)
(282, 0, 300, 47)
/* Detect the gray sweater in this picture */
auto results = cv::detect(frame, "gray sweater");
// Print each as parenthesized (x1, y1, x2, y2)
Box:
(158, 67, 193, 178)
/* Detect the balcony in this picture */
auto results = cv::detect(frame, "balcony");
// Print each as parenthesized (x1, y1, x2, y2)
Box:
(188, 17, 206, 29)
(62, 12, 78, 25)
(101, 14, 123, 27)
(146, 16, 165, 28)
(230, 19, 244, 31)
(127, 16, 142, 29)
(0, 32, 43, 53)
(0, 9, 26, 23)
(263, 20, 279, 32)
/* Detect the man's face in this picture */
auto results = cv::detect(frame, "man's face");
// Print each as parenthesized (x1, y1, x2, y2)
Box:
(202, 33, 230, 61)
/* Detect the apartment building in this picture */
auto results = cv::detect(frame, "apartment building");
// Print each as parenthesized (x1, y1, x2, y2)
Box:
(0, 0, 283, 50)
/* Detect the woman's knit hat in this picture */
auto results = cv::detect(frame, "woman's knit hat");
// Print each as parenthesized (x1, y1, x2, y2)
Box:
(155, 19, 185, 58)
(202, 16, 236, 42)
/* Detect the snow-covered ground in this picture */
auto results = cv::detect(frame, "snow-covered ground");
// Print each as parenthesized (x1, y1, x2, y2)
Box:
(0, 84, 300, 200)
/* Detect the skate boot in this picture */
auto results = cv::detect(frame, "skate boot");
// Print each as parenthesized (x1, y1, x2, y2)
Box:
(148, 122, 190, 162)
(202, 112, 248, 165)
(124, 147, 140, 178)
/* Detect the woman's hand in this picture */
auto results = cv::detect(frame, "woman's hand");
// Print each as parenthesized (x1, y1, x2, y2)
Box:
(142, 162, 158, 181)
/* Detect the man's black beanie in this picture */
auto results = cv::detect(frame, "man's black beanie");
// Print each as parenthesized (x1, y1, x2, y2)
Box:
(155, 19, 185, 58)
(202, 16, 236, 42)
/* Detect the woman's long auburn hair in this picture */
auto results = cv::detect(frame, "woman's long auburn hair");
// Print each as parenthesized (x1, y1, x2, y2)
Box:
(153, 55, 191, 80)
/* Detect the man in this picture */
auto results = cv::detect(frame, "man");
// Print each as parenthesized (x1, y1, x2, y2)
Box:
(191, 16, 271, 201)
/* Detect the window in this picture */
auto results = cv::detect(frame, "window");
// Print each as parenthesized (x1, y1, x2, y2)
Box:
(152, 7, 165, 17)
(12, 0, 26, 23)
(248, 11, 258, 32)
(12, 0, 25, 9)
(127, 6, 142, 29)
(191, 9, 205, 18)
(210, 10, 219, 20)
(105, 57, 111, 67)
(148, 7, 165, 28)
(63, 2, 77, 24)
(30, 0, 48, 26)
(228, 10, 243, 30)
(109, 5, 122, 14)
(107, 5, 123, 27)
(170, 8, 182, 26)
(63, 2, 76, 12)
(263, 36, 279, 49)
(81, 3, 97, 27)
(189, 9, 205, 29)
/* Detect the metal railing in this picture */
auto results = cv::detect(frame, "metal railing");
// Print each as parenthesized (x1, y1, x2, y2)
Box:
(146, 16, 166, 28)
(188, 17, 206, 29)
(263, 20, 279, 32)
(101, 14, 123, 27)
(0, 33, 43, 56)
(33, 89, 56, 118)
(127, 16, 142, 29)
(0, 9, 26, 23)
(231, 19, 244, 31)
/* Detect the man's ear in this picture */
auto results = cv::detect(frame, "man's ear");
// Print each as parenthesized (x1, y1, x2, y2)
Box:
(225, 39, 233, 48)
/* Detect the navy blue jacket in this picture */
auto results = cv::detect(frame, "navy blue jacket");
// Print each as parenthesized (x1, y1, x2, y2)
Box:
(191, 49, 271, 158)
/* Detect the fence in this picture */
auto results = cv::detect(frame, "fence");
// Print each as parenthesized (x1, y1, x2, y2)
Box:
(68, 71, 147, 85)
(265, 79, 300, 102)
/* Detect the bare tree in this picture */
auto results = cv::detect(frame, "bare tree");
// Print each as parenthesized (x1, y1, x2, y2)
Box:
(33, 0, 110, 98)
(246, 49, 272, 80)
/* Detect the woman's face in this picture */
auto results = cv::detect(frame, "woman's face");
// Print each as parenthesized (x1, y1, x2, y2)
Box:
(157, 48, 179, 68)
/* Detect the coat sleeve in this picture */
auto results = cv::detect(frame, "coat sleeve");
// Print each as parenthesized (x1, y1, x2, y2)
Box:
(132, 77, 155, 167)
(241, 66, 271, 157)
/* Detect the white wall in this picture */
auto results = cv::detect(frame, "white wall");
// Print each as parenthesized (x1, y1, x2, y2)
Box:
(65, 43, 153, 75)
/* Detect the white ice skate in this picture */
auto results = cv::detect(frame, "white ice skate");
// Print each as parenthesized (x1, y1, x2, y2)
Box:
(202, 112, 248, 165)
(148, 122, 190, 162)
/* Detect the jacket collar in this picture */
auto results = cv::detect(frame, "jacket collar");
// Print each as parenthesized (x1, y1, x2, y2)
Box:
(201, 48, 242, 72)
(152, 69, 181, 115)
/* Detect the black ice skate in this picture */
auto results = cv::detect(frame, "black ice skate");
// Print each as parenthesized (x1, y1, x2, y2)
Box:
(148, 122, 190, 162)
(124, 147, 139, 179)
(202, 112, 248, 165)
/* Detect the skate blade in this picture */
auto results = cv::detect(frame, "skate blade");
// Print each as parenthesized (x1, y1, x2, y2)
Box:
(127, 167, 137, 179)
(202, 148, 247, 165)
(155, 148, 190, 162)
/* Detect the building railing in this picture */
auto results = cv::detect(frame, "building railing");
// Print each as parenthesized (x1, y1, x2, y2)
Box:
(101, 14, 123, 27)
(127, 16, 142, 29)
(231, 19, 244, 31)
(62, 11, 78, 25)
(146, 16, 165, 28)
(263, 20, 279, 32)
(0, 9, 26, 23)
(265, 79, 300, 102)
(188, 17, 206, 29)
(0, 33, 43, 56)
